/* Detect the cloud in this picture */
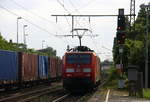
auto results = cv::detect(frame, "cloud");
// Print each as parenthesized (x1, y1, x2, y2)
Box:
(0, 0, 147, 60)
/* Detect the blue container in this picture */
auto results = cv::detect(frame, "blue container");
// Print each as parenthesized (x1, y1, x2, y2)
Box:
(38, 56, 49, 79)
(0, 50, 18, 81)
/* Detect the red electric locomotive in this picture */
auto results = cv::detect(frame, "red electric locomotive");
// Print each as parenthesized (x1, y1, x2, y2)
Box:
(62, 46, 101, 92)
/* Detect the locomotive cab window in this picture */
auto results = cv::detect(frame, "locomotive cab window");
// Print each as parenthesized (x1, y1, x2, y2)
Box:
(66, 54, 91, 64)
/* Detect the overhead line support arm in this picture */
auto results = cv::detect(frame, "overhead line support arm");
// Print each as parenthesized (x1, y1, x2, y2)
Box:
(52, 14, 135, 17)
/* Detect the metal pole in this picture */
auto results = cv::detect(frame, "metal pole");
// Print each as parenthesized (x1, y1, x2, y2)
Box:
(145, 7, 149, 88)
(72, 16, 74, 37)
(23, 26, 25, 44)
(17, 17, 21, 44)
(17, 18, 18, 44)
(23, 25, 27, 45)
(79, 36, 82, 46)
(42, 40, 45, 49)
(42, 42, 43, 49)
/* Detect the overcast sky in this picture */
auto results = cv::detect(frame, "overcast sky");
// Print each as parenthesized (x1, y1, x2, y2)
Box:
(0, 0, 148, 61)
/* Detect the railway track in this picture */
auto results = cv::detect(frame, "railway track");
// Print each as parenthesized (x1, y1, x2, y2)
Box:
(52, 93, 70, 102)
(52, 93, 87, 102)
(0, 78, 109, 102)
(51, 80, 109, 102)
(0, 83, 63, 102)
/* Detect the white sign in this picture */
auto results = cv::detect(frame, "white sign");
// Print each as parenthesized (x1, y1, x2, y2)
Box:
(119, 48, 123, 53)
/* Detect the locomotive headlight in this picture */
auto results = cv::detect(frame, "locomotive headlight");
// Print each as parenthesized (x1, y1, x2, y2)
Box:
(66, 68, 74, 72)
(83, 68, 91, 72)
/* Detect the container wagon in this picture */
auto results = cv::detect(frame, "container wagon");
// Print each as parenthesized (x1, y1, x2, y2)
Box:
(0, 50, 18, 89)
(0, 50, 63, 90)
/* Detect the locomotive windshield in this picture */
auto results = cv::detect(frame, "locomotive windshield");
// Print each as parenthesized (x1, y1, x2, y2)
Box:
(66, 54, 91, 64)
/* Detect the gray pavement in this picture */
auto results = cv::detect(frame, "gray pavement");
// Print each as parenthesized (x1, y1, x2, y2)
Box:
(88, 89, 150, 102)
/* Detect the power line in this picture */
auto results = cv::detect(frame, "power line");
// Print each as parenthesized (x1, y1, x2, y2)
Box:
(55, 0, 113, 54)
(102, 46, 112, 52)
(0, 4, 71, 45)
(9, 0, 75, 46)
(56, 0, 70, 14)
(71, 0, 97, 13)
(67, 0, 100, 53)
(68, 0, 79, 14)
(56, 0, 84, 28)
(56, 0, 103, 53)
(55, 0, 72, 31)
(0, 4, 55, 36)
(9, 0, 64, 32)
(56, 0, 82, 45)
(68, 0, 87, 28)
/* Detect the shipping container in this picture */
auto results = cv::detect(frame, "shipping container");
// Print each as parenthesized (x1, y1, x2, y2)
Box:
(49, 57, 57, 78)
(57, 59, 62, 77)
(0, 50, 18, 81)
(38, 55, 49, 79)
(20, 53, 38, 81)
(55, 58, 59, 77)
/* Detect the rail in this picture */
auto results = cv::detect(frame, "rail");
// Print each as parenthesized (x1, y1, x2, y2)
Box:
(0, 85, 63, 102)
(52, 93, 70, 102)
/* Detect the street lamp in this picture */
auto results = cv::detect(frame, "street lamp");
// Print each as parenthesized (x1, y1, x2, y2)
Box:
(141, 4, 150, 88)
(17, 17, 22, 44)
(42, 40, 45, 49)
(23, 25, 28, 45)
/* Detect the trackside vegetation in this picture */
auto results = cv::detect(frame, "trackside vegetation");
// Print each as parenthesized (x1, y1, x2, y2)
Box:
(0, 33, 58, 57)
(113, 2, 150, 88)
(143, 89, 150, 99)
(102, 66, 119, 89)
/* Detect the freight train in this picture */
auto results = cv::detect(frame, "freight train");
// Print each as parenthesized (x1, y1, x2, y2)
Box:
(0, 50, 62, 90)
(62, 46, 102, 92)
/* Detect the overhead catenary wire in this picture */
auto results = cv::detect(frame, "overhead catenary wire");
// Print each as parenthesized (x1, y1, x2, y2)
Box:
(57, 0, 112, 56)
(8, 0, 74, 46)
(9, 0, 65, 33)
(56, 0, 80, 28)
(71, 0, 97, 13)
(6, 0, 75, 47)
(56, 0, 82, 45)
(60, 0, 105, 54)
(57, 0, 84, 28)
(0, 4, 72, 45)
(102, 46, 112, 52)
(87, 17, 103, 54)
(67, 0, 95, 33)
(55, 0, 112, 56)
(56, 0, 70, 14)
(68, 0, 87, 28)
(0, 4, 55, 36)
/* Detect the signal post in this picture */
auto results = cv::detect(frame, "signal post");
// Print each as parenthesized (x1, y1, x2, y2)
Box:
(116, 9, 126, 88)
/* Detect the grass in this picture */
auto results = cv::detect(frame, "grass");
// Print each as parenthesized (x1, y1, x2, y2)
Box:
(103, 79, 118, 89)
(102, 66, 128, 91)
(143, 89, 150, 99)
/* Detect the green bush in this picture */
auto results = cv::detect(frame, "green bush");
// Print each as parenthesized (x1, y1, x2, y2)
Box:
(143, 89, 150, 99)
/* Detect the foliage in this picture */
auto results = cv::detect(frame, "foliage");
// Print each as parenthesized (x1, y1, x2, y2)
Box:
(38, 47, 57, 57)
(113, 2, 150, 87)
(143, 89, 150, 99)
(101, 60, 113, 66)
(0, 33, 58, 57)
(102, 66, 119, 89)
(125, 39, 145, 70)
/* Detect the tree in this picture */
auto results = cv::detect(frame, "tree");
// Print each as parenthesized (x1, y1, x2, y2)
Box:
(0, 33, 58, 57)
(38, 47, 57, 57)
(113, 2, 150, 87)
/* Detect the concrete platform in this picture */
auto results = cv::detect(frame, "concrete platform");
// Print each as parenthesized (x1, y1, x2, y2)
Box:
(88, 89, 150, 102)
